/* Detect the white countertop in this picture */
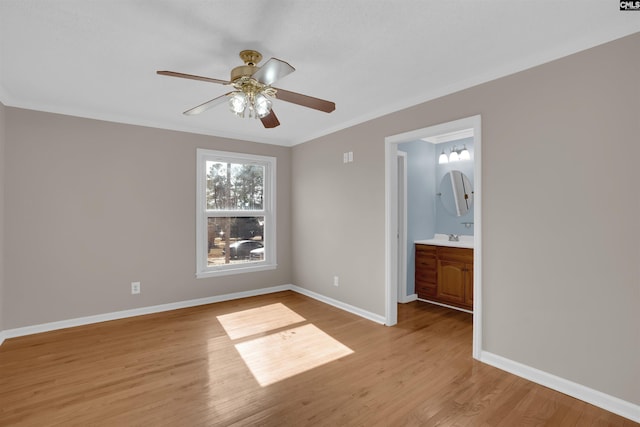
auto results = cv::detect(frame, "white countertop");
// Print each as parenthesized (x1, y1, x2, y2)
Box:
(415, 234, 474, 249)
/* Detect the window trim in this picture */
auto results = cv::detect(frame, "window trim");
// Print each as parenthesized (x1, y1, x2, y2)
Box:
(196, 149, 277, 278)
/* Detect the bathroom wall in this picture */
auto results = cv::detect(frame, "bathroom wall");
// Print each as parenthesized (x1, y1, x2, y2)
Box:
(400, 137, 474, 296)
(435, 137, 475, 236)
(398, 140, 436, 296)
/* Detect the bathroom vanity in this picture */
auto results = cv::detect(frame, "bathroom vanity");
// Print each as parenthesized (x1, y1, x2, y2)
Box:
(415, 235, 474, 312)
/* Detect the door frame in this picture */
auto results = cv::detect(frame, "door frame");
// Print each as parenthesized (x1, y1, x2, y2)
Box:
(396, 151, 409, 303)
(384, 115, 482, 359)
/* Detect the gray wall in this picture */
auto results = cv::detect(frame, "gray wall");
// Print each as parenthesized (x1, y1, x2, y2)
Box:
(291, 131, 385, 313)
(292, 33, 639, 404)
(0, 102, 5, 333)
(3, 109, 292, 328)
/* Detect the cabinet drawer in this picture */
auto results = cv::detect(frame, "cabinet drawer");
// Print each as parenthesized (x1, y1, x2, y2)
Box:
(415, 245, 436, 284)
(415, 244, 437, 257)
(415, 280, 436, 298)
(415, 269, 436, 284)
(416, 245, 437, 268)
(437, 246, 473, 263)
(416, 254, 436, 269)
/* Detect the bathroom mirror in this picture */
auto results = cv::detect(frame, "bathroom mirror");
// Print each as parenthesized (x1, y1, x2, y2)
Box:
(439, 170, 473, 216)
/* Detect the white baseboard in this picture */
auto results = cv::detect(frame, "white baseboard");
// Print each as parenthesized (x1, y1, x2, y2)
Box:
(289, 285, 386, 325)
(0, 284, 291, 341)
(417, 297, 473, 314)
(0, 284, 385, 341)
(479, 351, 640, 423)
(399, 293, 418, 303)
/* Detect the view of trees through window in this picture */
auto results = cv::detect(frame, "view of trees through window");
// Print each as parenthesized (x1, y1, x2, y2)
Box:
(206, 161, 265, 266)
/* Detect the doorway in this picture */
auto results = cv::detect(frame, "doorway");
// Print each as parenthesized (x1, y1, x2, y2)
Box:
(384, 115, 482, 359)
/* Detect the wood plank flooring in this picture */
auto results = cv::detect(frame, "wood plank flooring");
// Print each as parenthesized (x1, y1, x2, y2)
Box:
(0, 291, 636, 426)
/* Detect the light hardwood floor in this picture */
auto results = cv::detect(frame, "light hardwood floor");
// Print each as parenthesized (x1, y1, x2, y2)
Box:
(0, 291, 636, 426)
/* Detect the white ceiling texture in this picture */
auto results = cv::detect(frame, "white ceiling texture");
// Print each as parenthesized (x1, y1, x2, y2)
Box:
(1, 1, 638, 146)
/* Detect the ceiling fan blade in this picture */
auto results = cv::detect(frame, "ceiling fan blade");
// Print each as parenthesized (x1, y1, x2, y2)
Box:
(251, 58, 295, 86)
(260, 110, 280, 128)
(274, 88, 336, 113)
(183, 92, 231, 115)
(157, 70, 230, 85)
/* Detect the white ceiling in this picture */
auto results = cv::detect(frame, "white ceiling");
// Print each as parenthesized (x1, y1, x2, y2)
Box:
(1, 1, 638, 147)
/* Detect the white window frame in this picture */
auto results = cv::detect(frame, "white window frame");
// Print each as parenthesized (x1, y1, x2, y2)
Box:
(196, 149, 277, 278)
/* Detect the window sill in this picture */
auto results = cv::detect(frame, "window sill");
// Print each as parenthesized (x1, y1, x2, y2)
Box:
(196, 263, 277, 279)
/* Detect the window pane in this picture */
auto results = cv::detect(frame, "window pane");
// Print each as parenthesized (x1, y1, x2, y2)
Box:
(207, 217, 265, 266)
(197, 149, 275, 278)
(206, 161, 264, 210)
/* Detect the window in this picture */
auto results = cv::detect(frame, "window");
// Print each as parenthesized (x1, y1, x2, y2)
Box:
(196, 149, 276, 277)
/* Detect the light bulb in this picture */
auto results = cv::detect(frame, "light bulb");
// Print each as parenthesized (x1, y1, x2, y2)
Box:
(254, 93, 272, 118)
(460, 145, 471, 160)
(229, 92, 247, 116)
(438, 150, 449, 164)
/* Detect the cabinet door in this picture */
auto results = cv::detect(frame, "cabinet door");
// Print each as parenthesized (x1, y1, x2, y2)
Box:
(437, 260, 466, 305)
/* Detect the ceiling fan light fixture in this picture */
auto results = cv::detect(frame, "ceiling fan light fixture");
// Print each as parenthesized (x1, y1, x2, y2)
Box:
(158, 49, 335, 128)
(254, 93, 272, 118)
(229, 89, 273, 119)
(229, 91, 248, 116)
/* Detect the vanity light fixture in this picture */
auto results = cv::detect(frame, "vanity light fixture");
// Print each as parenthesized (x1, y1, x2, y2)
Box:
(438, 149, 449, 164)
(459, 145, 471, 160)
(438, 145, 471, 164)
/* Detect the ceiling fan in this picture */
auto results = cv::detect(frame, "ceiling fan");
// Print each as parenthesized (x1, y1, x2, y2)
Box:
(157, 50, 336, 129)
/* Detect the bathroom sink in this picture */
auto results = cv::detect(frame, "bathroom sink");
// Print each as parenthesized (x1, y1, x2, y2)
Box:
(415, 234, 474, 249)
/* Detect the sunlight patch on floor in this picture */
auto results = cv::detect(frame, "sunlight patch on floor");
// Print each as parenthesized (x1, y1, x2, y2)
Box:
(216, 302, 354, 387)
(234, 323, 354, 386)
(217, 303, 306, 340)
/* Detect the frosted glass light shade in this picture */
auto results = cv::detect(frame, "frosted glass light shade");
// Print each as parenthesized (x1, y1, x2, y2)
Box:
(459, 146, 471, 160)
(229, 92, 247, 115)
(254, 93, 272, 118)
(449, 150, 459, 162)
(438, 151, 449, 164)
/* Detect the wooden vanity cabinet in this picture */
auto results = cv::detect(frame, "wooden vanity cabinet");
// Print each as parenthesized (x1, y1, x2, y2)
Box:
(415, 245, 437, 298)
(415, 244, 473, 311)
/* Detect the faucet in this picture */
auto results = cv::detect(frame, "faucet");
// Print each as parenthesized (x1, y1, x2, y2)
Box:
(448, 234, 459, 242)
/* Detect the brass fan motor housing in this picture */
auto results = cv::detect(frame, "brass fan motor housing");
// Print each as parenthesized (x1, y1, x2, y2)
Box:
(230, 50, 263, 82)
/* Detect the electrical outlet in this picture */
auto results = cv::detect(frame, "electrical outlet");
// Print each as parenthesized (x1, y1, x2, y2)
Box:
(131, 281, 141, 295)
(333, 276, 339, 287)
